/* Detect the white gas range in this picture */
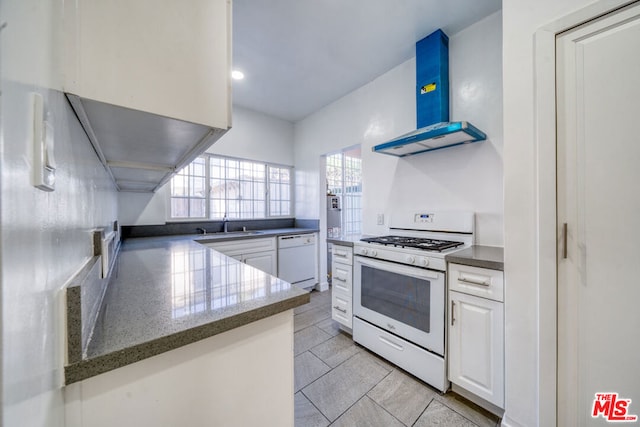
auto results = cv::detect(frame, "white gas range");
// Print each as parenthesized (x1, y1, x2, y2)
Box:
(352, 211, 474, 392)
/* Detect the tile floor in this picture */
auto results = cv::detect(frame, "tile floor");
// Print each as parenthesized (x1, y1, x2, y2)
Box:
(294, 290, 501, 427)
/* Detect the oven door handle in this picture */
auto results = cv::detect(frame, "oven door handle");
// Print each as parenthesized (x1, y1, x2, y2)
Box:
(355, 255, 440, 280)
(378, 335, 404, 351)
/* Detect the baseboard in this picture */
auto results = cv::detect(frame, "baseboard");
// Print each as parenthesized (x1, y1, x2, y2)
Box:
(500, 414, 526, 427)
(451, 383, 504, 417)
(315, 281, 329, 292)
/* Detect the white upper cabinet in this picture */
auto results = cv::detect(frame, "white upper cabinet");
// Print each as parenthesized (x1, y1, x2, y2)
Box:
(64, 0, 232, 192)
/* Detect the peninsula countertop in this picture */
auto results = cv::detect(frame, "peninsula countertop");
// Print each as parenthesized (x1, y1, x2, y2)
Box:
(65, 232, 311, 384)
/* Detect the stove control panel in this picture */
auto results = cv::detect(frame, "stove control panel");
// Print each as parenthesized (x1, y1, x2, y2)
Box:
(414, 213, 434, 223)
(355, 243, 446, 272)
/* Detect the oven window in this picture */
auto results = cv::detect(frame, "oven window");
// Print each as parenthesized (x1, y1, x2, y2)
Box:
(361, 265, 430, 333)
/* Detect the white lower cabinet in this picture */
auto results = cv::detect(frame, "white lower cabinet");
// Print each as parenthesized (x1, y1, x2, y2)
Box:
(448, 263, 504, 409)
(243, 251, 277, 275)
(204, 238, 277, 276)
(331, 244, 353, 330)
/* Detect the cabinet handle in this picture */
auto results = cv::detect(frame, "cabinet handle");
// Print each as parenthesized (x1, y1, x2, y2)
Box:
(334, 276, 347, 282)
(333, 305, 347, 314)
(458, 276, 489, 286)
(562, 223, 568, 259)
(451, 300, 455, 326)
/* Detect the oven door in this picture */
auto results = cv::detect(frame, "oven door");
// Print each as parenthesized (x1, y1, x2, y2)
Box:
(354, 255, 445, 355)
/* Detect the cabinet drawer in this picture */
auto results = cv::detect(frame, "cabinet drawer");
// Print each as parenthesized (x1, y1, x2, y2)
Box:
(331, 293, 352, 328)
(332, 262, 352, 294)
(448, 263, 504, 302)
(332, 245, 353, 265)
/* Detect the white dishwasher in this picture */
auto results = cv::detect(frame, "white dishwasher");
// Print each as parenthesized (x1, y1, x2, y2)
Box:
(278, 233, 317, 289)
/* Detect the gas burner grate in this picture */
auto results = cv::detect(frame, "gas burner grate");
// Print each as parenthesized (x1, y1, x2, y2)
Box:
(360, 235, 464, 252)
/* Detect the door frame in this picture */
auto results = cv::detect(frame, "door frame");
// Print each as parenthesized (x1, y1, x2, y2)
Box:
(533, 1, 637, 425)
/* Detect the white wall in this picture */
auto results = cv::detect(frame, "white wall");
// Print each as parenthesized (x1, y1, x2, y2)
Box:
(209, 106, 294, 165)
(295, 12, 503, 284)
(296, 12, 503, 242)
(0, 1, 119, 425)
(118, 106, 295, 225)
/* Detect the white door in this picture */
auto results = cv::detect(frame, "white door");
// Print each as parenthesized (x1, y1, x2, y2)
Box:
(557, 3, 640, 425)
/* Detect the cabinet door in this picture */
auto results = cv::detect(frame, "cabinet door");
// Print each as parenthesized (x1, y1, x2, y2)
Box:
(449, 290, 504, 407)
(331, 262, 352, 295)
(243, 251, 277, 276)
(65, 0, 231, 129)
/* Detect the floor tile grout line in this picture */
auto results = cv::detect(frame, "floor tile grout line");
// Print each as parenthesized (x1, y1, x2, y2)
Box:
(434, 399, 484, 427)
(293, 325, 335, 352)
(298, 388, 331, 426)
(297, 350, 395, 423)
(293, 317, 332, 334)
(297, 345, 365, 395)
(408, 397, 436, 427)
(294, 350, 331, 393)
(362, 370, 417, 426)
(324, 369, 398, 425)
(307, 334, 361, 367)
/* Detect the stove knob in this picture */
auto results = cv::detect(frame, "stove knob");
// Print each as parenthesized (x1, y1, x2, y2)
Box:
(361, 248, 368, 255)
(406, 255, 416, 264)
(420, 258, 429, 267)
(370, 250, 378, 257)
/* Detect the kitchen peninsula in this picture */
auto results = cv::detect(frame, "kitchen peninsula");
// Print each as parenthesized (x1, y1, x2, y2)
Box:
(64, 235, 309, 427)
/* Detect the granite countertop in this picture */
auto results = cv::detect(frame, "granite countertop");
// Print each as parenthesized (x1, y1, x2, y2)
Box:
(326, 234, 363, 246)
(445, 245, 504, 271)
(65, 230, 312, 384)
(195, 227, 319, 244)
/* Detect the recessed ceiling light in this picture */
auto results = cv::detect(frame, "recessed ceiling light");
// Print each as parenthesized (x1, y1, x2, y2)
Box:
(231, 70, 245, 80)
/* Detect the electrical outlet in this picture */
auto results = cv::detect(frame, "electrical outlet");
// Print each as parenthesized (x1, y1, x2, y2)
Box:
(377, 214, 384, 225)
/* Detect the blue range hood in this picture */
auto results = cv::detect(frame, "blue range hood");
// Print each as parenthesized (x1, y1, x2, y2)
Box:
(373, 29, 486, 157)
(373, 121, 486, 157)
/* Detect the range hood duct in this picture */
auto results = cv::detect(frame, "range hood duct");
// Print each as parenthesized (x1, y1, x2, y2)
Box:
(373, 29, 486, 157)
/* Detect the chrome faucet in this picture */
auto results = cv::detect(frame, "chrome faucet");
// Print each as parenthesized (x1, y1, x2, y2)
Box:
(196, 227, 207, 235)
(222, 213, 229, 233)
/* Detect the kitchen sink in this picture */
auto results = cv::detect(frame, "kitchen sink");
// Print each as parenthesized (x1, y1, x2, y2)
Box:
(221, 231, 264, 236)
(195, 230, 264, 241)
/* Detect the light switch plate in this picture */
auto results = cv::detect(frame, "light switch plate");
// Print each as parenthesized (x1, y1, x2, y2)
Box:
(31, 93, 56, 192)
(377, 214, 384, 225)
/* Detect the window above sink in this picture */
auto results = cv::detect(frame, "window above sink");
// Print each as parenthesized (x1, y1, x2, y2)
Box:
(169, 154, 293, 221)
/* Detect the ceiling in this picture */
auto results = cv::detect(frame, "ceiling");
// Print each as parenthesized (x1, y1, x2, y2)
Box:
(232, 0, 502, 123)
